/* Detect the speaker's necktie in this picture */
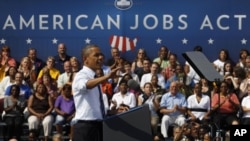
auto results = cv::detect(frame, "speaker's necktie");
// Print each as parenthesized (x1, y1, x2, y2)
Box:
(97, 85, 106, 119)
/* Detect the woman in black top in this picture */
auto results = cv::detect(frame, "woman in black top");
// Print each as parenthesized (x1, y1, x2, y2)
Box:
(27, 83, 54, 141)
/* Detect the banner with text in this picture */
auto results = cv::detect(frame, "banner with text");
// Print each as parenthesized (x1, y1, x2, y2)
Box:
(0, 0, 249, 63)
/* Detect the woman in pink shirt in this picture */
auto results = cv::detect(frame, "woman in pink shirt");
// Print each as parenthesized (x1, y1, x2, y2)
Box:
(0, 45, 16, 72)
(211, 81, 240, 130)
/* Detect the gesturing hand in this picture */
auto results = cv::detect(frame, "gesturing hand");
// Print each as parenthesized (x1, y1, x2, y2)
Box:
(107, 67, 121, 79)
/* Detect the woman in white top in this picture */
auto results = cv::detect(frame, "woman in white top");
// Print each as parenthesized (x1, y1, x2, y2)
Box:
(213, 49, 231, 76)
(187, 82, 211, 123)
(241, 84, 250, 125)
(0, 66, 17, 98)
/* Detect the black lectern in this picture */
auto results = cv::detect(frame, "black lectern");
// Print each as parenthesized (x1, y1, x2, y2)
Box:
(103, 105, 152, 141)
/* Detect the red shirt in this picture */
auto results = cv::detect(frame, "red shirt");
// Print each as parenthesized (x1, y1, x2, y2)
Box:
(211, 93, 240, 113)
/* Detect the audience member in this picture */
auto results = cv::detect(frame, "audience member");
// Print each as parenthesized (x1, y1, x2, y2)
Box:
(136, 58, 151, 81)
(140, 62, 165, 91)
(110, 79, 136, 114)
(238, 70, 250, 100)
(41, 73, 58, 102)
(0, 45, 17, 72)
(27, 48, 45, 77)
(131, 48, 148, 74)
(37, 56, 60, 83)
(211, 81, 240, 131)
(172, 125, 182, 141)
(3, 85, 24, 141)
(199, 124, 211, 141)
(150, 74, 165, 95)
(0, 66, 17, 98)
(121, 61, 140, 83)
(244, 56, 250, 73)
(138, 82, 161, 141)
(160, 81, 187, 140)
(5, 72, 33, 110)
(241, 84, 250, 125)
(27, 83, 54, 141)
(0, 64, 5, 82)
(236, 48, 249, 68)
(69, 56, 80, 73)
(115, 61, 140, 93)
(113, 73, 133, 94)
(99, 53, 111, 75)
(161, 53, 179, 81)
(113, 57, 126, 81)
(106, 47, 122, 69)
(200, 78, 212, 96)
(54, 84, 75, 141)
(57, 61, 72, 93)
(28, 129, 39, 141)
(52, 133, 63, 141)
(187, 83, 211, 124)
(153, 46, 169, 70)
(54, 43, 71, 73)
(213, 49, 232, 76)
(18, 56, 37, 89)
(232, 66, 246, 99)
(165, 64, 194, 97)
(0, 67, 17, 114)
(223, 60, 234, 77)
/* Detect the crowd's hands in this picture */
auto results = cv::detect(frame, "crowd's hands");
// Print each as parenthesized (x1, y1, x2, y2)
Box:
(202, 115, 210, 120)
(107, 67, 121, 79)
(66, 113, 75, 121)
(110, 100, 130, 114)
(226, 94, 240, 110)
(36, 113, 46, 120)
(226, 94, 235, 104)
(110, 57, 123, 69)
(8, 99, 23, 112)
(190, 115, 197, 121)
(172, 104, 179, 113)
(11, 99, 18, 108)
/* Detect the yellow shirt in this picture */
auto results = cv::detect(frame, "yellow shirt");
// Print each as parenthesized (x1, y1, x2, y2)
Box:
(37, 67, 60, 81)
(0, 65, 5, 81)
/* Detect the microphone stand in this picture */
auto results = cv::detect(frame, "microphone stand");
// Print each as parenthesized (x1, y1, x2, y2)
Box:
(213, 78, 223, 141)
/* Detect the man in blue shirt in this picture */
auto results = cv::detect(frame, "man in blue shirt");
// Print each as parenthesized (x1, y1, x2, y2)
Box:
(5, 72, 32, 100)
(160, 81, 187, 140)
(54, 43, 71, 73)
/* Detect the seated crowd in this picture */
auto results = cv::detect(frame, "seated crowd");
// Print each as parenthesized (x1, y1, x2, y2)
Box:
(1, 43, 250, 141)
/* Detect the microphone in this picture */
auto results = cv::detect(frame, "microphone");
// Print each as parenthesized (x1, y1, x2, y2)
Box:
(127, 79, 142, 93)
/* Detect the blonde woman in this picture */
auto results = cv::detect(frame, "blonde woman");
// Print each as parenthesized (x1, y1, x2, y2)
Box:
(70, 56, 80, 73)
(18, 56, 36, 88)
